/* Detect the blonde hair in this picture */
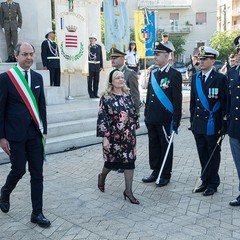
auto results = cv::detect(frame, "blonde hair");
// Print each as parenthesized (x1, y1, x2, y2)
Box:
(102, 70, 129, 96)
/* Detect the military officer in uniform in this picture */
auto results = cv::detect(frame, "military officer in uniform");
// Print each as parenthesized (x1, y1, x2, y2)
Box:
(41, 28, 61, 86)
(190, 46, 228, 196)
(88, 33, 103, 98)
(0, 0, 22, 62)
(228, 36, 240, 206)
(110, 47, 140, 115)
(142, 41, 182, 186)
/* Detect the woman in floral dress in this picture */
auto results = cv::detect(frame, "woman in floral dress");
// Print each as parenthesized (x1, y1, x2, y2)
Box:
(97, 69, 140, 204)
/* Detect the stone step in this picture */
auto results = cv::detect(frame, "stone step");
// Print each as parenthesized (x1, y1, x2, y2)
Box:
(47, 117, 97, 138)
(0, 121, 147, 162)
(45, 124, 147, 154)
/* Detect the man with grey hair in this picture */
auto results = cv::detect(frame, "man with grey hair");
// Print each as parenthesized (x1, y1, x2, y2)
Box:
(0, 42, 50, 228)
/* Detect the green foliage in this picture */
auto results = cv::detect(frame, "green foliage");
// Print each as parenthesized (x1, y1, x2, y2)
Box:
(210, 31, 240, 61)
(170, 35, 186, 61)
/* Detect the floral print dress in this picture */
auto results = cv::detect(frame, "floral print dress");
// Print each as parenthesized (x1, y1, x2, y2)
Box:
(97, 93, 140, 169)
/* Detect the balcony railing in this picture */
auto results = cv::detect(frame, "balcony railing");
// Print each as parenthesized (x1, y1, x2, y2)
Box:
(137, 0, 192, 9)
(158, 24, 192, 34)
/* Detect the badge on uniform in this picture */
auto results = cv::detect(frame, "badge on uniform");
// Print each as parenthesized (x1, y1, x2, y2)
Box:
(208, 88, 219, 99)
(160, 77, 170, 89)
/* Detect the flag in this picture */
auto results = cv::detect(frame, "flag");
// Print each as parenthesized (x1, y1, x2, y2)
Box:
(134, 10, 155, 58)
(143, 8, 150, 25)
(55, 0, 88, 74)
(103, 0, 129, 52)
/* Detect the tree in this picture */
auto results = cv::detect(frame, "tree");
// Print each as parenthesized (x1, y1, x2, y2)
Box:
(170, 35, 186, 62)
(210, 31, 240, 61)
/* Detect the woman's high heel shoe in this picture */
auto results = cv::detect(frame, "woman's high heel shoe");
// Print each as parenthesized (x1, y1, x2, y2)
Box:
(123, 191, 140, 204)
(98, 174, 105, 192)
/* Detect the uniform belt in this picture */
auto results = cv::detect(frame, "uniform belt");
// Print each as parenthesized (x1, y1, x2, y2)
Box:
(88, 61, 100, 64)
(128, 64, 137, 67)
(47, 56, 60, 60)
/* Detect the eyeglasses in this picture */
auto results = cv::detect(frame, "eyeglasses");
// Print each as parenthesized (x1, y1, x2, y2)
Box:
(163, 35, 168, 37)
(20, 52, 35, 57)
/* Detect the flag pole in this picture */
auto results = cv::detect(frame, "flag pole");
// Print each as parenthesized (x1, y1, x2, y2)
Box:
(66, 73, 74, 100)
(143, 57, 147, 89)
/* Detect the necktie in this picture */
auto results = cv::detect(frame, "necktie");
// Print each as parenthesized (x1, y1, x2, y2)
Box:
(202, 75, 206, 83)
(24, 71, 28, 83)
(157, 68, 161, 78)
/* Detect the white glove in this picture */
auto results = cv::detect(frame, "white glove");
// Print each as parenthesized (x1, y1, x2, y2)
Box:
(17, 27, 20, 34)
(2, 28, 5, 33)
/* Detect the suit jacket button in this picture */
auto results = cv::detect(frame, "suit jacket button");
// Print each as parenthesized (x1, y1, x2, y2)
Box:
(236, 118, 238, 121)
(236, 107, 239, 110)
(236, 96, 239, 99)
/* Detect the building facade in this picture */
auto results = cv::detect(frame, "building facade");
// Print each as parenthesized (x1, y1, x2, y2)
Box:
(127, 0, 218, 63)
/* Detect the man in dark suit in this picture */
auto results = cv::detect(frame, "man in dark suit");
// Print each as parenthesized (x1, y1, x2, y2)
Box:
(142, 42, 182, 186)
(110, 47, 140, 115)
(88, 33, 103, 98)
(0, 42, 50, 228)
(190, 46, 228, 196)
(41, 28, 61, 86)
(0, 0, 22, 62)
(228, 37, 240, 206)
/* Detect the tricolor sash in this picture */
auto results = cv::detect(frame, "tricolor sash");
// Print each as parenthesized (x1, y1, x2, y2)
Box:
(196, 72, 220, 135)
(6, 66, 46, 157)
(151, 68, 174, 132)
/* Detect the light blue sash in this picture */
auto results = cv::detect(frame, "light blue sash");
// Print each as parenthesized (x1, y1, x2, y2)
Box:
(196, 72, 220, 135)
(151, 68, 174, 132)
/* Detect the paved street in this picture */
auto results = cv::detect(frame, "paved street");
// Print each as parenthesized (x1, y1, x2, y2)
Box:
(0, 118, 240, 240)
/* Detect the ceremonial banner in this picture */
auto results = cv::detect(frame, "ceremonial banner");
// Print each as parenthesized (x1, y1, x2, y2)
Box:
(55, 0, 88, 74)
(134, 10, 155, 58)
(103, 0, 129, 52)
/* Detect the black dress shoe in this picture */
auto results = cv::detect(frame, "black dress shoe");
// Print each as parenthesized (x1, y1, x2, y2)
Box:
(118, 169, 124, 173)
(203, 188, 216, 196)
(229, 195, 240, 206)
(194, 184, 207, 193)
(156, 178, 170, 187)
(142, 172, 158, 183)
(31, 213, 51, 228)
(0, 188, 10, 213)
(94, 95, 100, 98)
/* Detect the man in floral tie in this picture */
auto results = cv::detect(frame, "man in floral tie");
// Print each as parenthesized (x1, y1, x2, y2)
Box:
(142, 41, 182, 187)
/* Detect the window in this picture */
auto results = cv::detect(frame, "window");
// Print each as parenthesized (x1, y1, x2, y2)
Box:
(196, 12, 207, 25)
(170, 13, 179, 21)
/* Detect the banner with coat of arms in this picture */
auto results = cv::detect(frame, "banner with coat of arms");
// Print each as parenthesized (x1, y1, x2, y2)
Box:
(134, 10, 155, 58)
(55, 0, 88, 74)
(103, 0, 129, 52)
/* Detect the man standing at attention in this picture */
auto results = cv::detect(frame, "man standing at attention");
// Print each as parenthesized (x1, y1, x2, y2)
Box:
(190, 46, 227, 196)
(142, 41, 182, 186)
(0, 42, 50, 228)
(0, 0, 22, 62)
(41, 28, 61, 86)
(228, 36, 240, 206)
(161, 32, 175, 65)
(110, 47, 140, 115)
(88, 33, 103, 98)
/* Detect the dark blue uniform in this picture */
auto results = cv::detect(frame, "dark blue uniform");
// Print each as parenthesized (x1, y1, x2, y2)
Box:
(227, 66, 240, 194)
(190, 69, 228, 190)
(144, 65, 182, 180)
(41, 39, 60, 86)
(88, 44, 103, 98)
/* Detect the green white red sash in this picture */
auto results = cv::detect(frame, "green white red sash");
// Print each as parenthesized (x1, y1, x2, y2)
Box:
(6, 66, 46, 159)
(6, 66, 44, 134)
